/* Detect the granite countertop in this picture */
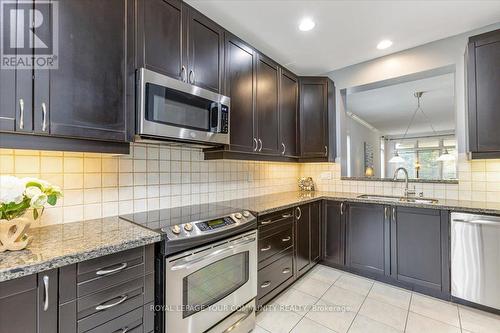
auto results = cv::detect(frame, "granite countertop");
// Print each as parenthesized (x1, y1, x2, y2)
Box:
(220, 191, 500, 216)
(0, 217, 162, 282)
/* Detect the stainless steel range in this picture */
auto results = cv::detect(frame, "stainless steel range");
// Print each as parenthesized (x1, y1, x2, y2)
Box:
(121, 204, 257, 333)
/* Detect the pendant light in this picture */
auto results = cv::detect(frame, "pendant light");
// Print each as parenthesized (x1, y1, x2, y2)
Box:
(436, 148, 455, 161)
(389, 150, 405, 163)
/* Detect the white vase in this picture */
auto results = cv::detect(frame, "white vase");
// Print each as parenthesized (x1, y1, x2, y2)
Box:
(0, 216, 33, 252)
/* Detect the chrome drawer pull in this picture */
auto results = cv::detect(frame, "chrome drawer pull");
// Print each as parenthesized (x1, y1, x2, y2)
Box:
(260, 281, 271, 289)
(42, 275, 49, 311)
(114, 328, 129, 333)
(260, 245, 271, 252)
(282, 268, 291, 274)
(282, 236, 291, 242)
(261, 220, 272, 225)
(95, 295, 128, 311)
(282, 213, 292, 218)
(296, 207, 302, 220)
(96, 262, 128, 276)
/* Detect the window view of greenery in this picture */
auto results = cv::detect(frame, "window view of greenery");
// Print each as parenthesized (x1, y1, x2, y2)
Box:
(393, 137, 457, 180)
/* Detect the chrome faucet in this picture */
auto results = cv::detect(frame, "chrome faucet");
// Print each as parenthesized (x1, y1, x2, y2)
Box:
(393, 167, 415, 198)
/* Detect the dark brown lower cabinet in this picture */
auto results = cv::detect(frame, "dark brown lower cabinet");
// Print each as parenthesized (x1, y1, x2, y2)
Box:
(391, 207, 450, 297)
(295, 204, 311, 274)
(322, 200, 345, 268)
(0, 269, 58, 333)
(346, 203, 390, 278)
(0, 245, 154, 333)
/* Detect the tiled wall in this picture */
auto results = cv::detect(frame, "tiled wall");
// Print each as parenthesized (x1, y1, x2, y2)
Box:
(300, 154, 500, 203)
(0, 144, 299, 225)
(2, 143, 500, 226)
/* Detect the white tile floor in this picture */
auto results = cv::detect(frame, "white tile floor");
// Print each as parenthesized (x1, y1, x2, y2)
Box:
(255, 265, 500, 333)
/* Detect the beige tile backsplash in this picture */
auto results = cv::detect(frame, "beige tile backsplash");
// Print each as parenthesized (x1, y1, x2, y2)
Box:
(1, 143, 499, 226)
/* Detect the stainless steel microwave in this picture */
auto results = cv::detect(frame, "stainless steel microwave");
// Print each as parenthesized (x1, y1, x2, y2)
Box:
(137, 68, 230, 146)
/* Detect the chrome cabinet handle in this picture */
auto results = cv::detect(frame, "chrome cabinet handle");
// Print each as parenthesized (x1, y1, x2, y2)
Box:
(324, 145, 328, 157)
(189, 69, 195, 84)
(258, 138, 263, 152)
(113, 328, 129, 333)
(42, 275, 49, 311)
(282, 236, 291, 242)
(392, 207, 396, 221)
(282, 268, 291, 274)
(261, 220, 272, 225)
(296, 207, 302, 220)
(253, 138, 258, 151)
(96, 262, 127, 276)
(340, 202, 344, 215)
(95, 295, 128, 311)
(41, 102, 47, 132)
(282, 213, 292, 218)
(260, 245, 271, 252)
(19, 99, 24, 129)
(181, 66, 187, 82)
(384, 207, 389, 220)
(281, 142, 286, 155)
(260, 281, 271, 288)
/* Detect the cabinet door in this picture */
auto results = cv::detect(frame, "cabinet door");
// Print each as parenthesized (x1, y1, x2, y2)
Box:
(295, 204, 311, 274)
(37, 270, 58, 333)
(310, 201, 321, 263)
(186, 7, 224, 93)
(391, 207, 449, 293)
(0, 59, 16, 132)
(299, 78, 328, 158)
(139, 0, 184, 80)
(279, 68, 298, 156)
(323, 201, 345, 267)
(0, 275, 37, 333)
(346, 203, 389, 277)
(225, 34, 256, 152)
(468, 33, 500, 153)
(256, 54, 279, 154)
(48, 0, 128, 142)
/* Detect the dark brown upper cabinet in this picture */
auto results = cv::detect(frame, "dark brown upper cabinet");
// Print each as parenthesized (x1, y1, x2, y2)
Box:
(46, 0, 130, 142)
(0, 0, 131, 154)
(466, 29, 500, 159)
(279, 68, 298, 157)
(224, 33, 256, 152)
(137, 0, 224, 93)
(138, 0, 184, 81)
(186, 8, 224, 93)
(299, 77, 336, 161)
(256, 54, 280, 154)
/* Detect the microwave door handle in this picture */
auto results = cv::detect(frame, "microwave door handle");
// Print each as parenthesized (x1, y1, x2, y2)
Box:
(216, 102, 222, 133)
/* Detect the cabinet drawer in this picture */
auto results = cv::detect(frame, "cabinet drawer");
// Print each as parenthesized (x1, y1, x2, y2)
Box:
(257, 249, 294, 299)
(258, 222, 293, 266)
(78, 247, 144, 283)
(77, 279, 144, 332)
(84, 307, 143, 333)
(259, 209, 294, 229)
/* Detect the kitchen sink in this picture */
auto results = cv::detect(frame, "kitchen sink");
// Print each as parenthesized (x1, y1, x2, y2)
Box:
(357, 194, 439, 204)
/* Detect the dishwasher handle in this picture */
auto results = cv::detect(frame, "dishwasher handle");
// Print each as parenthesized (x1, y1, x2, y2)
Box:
(452, 218, 500, 226)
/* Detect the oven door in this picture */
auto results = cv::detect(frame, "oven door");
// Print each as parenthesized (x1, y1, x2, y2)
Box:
(137, 68, 230, 145)
(165, 231, 257, 333)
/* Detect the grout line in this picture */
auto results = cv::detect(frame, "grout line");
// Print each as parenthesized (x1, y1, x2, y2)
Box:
(345, 280, 375, 333)
(404, 292, 413, 332)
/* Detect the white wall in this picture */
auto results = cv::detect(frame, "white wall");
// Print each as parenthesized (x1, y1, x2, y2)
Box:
(327, 22, 500, 159)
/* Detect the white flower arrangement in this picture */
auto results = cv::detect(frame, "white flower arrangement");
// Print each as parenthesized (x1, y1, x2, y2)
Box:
(0, 176, 62, 221)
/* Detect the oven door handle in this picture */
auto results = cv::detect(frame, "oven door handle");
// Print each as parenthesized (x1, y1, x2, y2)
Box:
(170, 237, 256, 271)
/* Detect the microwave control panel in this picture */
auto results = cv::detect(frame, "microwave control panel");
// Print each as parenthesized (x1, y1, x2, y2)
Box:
(221, 105, 229, 133)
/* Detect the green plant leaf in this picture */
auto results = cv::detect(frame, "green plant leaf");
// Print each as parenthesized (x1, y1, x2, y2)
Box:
(25, 181, 43, 190)
(33, 209, 39, 220)
(47, 194, 57, 206)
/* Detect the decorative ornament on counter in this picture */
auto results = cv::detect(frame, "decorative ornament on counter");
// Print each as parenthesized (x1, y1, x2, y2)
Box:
(298, 177, 315, 191)
(0, 176, 63, 252)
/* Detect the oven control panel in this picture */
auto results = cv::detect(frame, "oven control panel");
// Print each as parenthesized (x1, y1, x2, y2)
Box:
(164, 211, 256, 240)
(196, 217, 234, 231)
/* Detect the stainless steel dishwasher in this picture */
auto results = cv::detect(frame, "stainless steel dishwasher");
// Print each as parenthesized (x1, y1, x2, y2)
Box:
(451, 212, 500, 310)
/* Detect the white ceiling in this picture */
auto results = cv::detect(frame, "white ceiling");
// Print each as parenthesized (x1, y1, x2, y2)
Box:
(185, 0, 500, 75)
(347, 73, 455, 136)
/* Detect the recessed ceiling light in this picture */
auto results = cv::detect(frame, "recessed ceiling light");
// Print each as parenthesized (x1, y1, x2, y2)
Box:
(299, 18, 315, 32)
(377, 39, 393, 50)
